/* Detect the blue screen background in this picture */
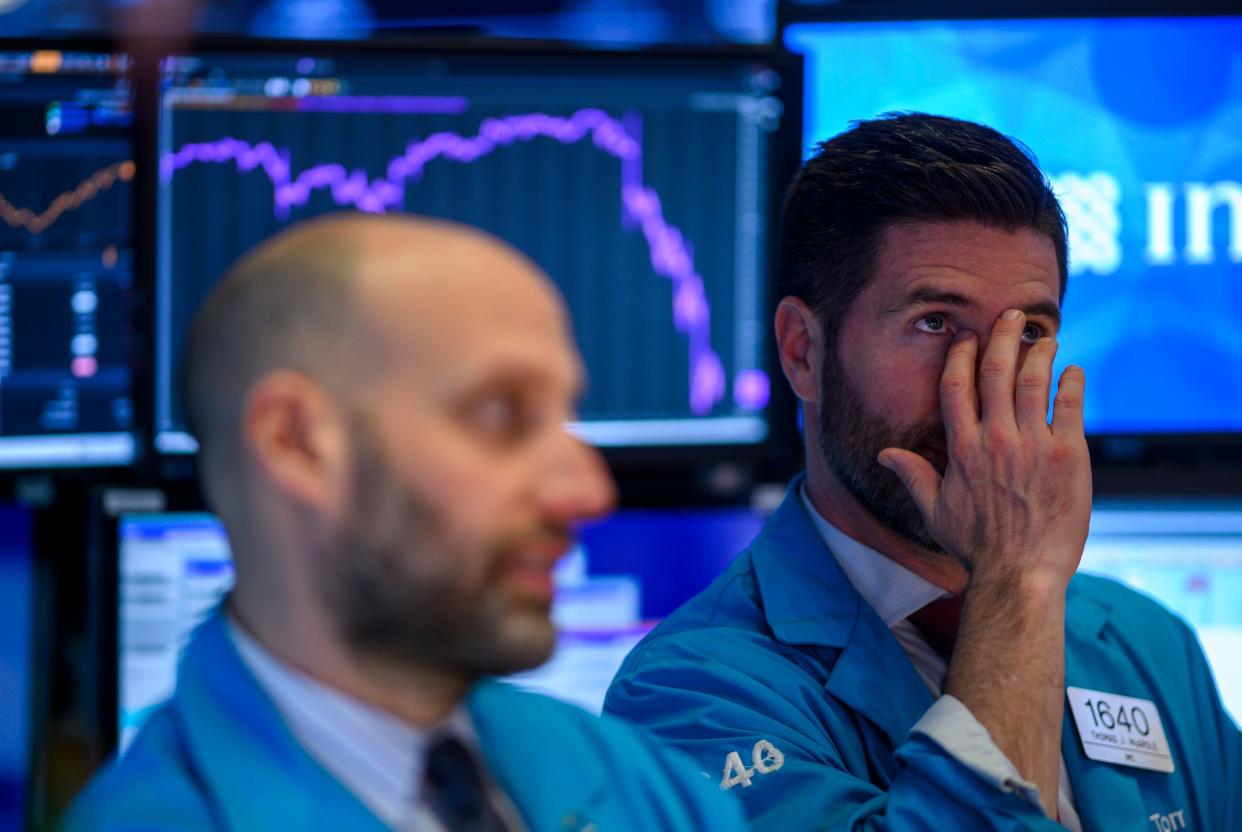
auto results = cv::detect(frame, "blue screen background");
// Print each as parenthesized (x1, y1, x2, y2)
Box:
(785, 17, 1242, 435)
(0, 506, 33, 830)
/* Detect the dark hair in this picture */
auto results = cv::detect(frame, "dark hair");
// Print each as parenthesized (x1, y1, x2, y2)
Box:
(778, 112, 1068, 344)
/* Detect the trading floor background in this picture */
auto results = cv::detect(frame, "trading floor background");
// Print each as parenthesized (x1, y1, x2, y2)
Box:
(1, 1, 1240, 828)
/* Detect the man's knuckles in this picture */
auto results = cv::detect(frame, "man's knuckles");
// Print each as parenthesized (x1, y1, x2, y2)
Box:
(1054, 390, 1082, 411)
(978, 356, 1013, 381)
(1015, 370, 1048, 391)
(940, 373, 970, 398)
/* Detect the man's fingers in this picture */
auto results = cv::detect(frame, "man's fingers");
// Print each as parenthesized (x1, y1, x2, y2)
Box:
(1015, 337, 1058, 431)
(978, 309, 1025, 429)
(877, 448, 942, 520)
(940, 329, 979, 438)
(1051, 365, 1086, 438)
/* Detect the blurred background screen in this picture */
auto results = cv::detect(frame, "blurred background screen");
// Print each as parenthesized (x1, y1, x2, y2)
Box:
(0, 505, 33, 829)
(153, 47, 792, 454)
(115, 506, 768, 737)
(0, 48, 136, 468)
(116, 502, 1242, 726)
(785, 16, 1242, 437)
(1081, 501, 1242, 726)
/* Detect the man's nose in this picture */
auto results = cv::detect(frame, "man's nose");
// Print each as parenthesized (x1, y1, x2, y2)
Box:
(541, 433, 617, 526)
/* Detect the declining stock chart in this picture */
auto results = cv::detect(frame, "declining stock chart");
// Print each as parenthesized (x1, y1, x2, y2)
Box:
(155, 51, 786, 452)
(0, 50, 136, 466)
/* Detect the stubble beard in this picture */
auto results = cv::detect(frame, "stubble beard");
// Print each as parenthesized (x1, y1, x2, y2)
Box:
(312, 419, 560, 681)
(817, 347, 947, 555)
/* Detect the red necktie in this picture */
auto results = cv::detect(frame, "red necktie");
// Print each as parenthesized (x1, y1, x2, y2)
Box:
(907, 595, 963, 658)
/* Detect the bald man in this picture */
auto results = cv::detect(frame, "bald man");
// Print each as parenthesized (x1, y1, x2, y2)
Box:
(67, 214, 746, 831)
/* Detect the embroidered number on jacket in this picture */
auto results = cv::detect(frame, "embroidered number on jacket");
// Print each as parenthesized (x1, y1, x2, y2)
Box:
(719, 740, 786, 790)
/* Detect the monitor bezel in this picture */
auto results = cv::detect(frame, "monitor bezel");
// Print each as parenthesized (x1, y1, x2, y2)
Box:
(140, 36, 805, 488)
(779, 0, 1242, 26)
(90, 480, 211, 759)
(0, 37, 149, 476)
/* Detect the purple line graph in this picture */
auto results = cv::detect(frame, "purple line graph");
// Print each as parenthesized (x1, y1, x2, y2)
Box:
(162, 106, 770, 416)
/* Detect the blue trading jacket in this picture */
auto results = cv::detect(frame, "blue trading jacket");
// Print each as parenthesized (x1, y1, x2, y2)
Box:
(605, 479, 1242, 830)
(66, 610, 747, 832)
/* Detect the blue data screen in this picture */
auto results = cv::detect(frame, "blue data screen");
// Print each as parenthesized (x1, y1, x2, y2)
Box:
(0, 50, 136, 467)
(785, 17, 1242, 435)
(154, 50, 791, 453)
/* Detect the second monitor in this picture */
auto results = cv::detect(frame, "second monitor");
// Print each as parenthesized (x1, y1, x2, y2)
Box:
(153, 42, 800, 455)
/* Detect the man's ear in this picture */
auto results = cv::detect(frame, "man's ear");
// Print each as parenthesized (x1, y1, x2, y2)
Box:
(774, 296, 824, 403)
(241, 370, 351, 515)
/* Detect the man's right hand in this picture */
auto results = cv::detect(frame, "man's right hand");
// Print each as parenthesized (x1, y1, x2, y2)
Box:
(878, 308, 1093, 820)
(878, 308, 1092, 590)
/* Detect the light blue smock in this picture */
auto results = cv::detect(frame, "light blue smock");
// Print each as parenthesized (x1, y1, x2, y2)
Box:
(605, 478, 1242, 830)
(66, 610, 747, 831)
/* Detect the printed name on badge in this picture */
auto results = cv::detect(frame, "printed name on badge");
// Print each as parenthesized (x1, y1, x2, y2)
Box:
(1066, 686, 1174, 774)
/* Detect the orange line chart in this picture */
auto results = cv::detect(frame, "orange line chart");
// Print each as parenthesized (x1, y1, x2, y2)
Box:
(0, 160, 135, 235)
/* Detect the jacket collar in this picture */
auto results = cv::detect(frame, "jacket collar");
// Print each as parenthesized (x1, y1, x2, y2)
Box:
(468, 681, 611, 830)
(750, 477, 936, 747)
(174, 610, 609, 832)
(173, 612, 390, 831)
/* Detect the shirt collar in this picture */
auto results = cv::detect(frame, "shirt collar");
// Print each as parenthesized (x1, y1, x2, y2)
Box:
(226, 615, 474, 830)
(798, 484, 950, 627)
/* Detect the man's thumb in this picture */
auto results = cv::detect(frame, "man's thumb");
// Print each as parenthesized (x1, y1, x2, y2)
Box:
(877, 448, 941, 519)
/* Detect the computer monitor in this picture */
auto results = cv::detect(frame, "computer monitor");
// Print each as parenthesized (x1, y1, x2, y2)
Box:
(0, 47, 137, 467)
(783, 15, 1242, 438)
(507, 506, 766, 712)
(115, 504, 767, 744)
(152, 42, 800, 456)
(116, 512, 233, 752)
(0, 506, 34, 828)
(1081, 501, 1242, 726)
(115, 500, 1242, 734)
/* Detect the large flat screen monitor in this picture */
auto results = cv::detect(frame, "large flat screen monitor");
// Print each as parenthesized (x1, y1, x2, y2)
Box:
(784, 16, 1242, 438)
(152, 43, 800, 455)
(0, 47, 137, 467)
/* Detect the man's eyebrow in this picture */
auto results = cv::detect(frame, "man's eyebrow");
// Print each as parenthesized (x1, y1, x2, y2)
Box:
(882, 287, 1062, 327)
(1022, 300, 1062, 328)
(453, 358, 585, 399)
(881, 287, 971, 315)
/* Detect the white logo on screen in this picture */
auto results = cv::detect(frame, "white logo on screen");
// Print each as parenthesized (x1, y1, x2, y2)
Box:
(1053, 172, 1123, 276)
(1051, 172, 1242, 274)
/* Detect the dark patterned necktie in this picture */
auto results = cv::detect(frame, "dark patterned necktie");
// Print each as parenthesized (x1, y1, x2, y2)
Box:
(423, 735, 512, 832)
(907, 594, 964, 658)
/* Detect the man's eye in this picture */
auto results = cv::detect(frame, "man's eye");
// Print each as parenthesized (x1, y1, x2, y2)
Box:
(1021, 323, 1045, 344)
(470, 394, 526, 441)
(914, 313, 949, 334)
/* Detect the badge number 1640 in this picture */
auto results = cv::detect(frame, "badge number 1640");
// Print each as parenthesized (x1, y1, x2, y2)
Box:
(1066, 687, 1174, 774)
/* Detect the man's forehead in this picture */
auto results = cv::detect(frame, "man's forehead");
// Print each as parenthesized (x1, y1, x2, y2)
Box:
(873, 221, 1062, 309)
(349, 252, 580, 389)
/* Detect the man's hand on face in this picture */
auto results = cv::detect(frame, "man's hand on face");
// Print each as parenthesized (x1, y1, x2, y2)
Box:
(878, 308, 1092, 590)
(877, 308, 1092, 818)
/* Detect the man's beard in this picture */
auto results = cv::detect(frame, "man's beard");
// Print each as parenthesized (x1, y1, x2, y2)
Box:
(818, 349, 946, 554)
(311, 418, 564, 679)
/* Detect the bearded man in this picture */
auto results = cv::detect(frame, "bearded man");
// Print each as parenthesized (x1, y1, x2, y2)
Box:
(68, 214, 746, 831)
(604, 113, 1241, 831)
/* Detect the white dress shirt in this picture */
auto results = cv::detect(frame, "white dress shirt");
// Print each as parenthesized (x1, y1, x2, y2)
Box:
(800, 489, 1083, 831)
(227, 617, 522, 832)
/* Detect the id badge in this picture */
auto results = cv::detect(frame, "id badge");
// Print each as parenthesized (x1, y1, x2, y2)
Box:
(1066, 687, 1174, 773)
